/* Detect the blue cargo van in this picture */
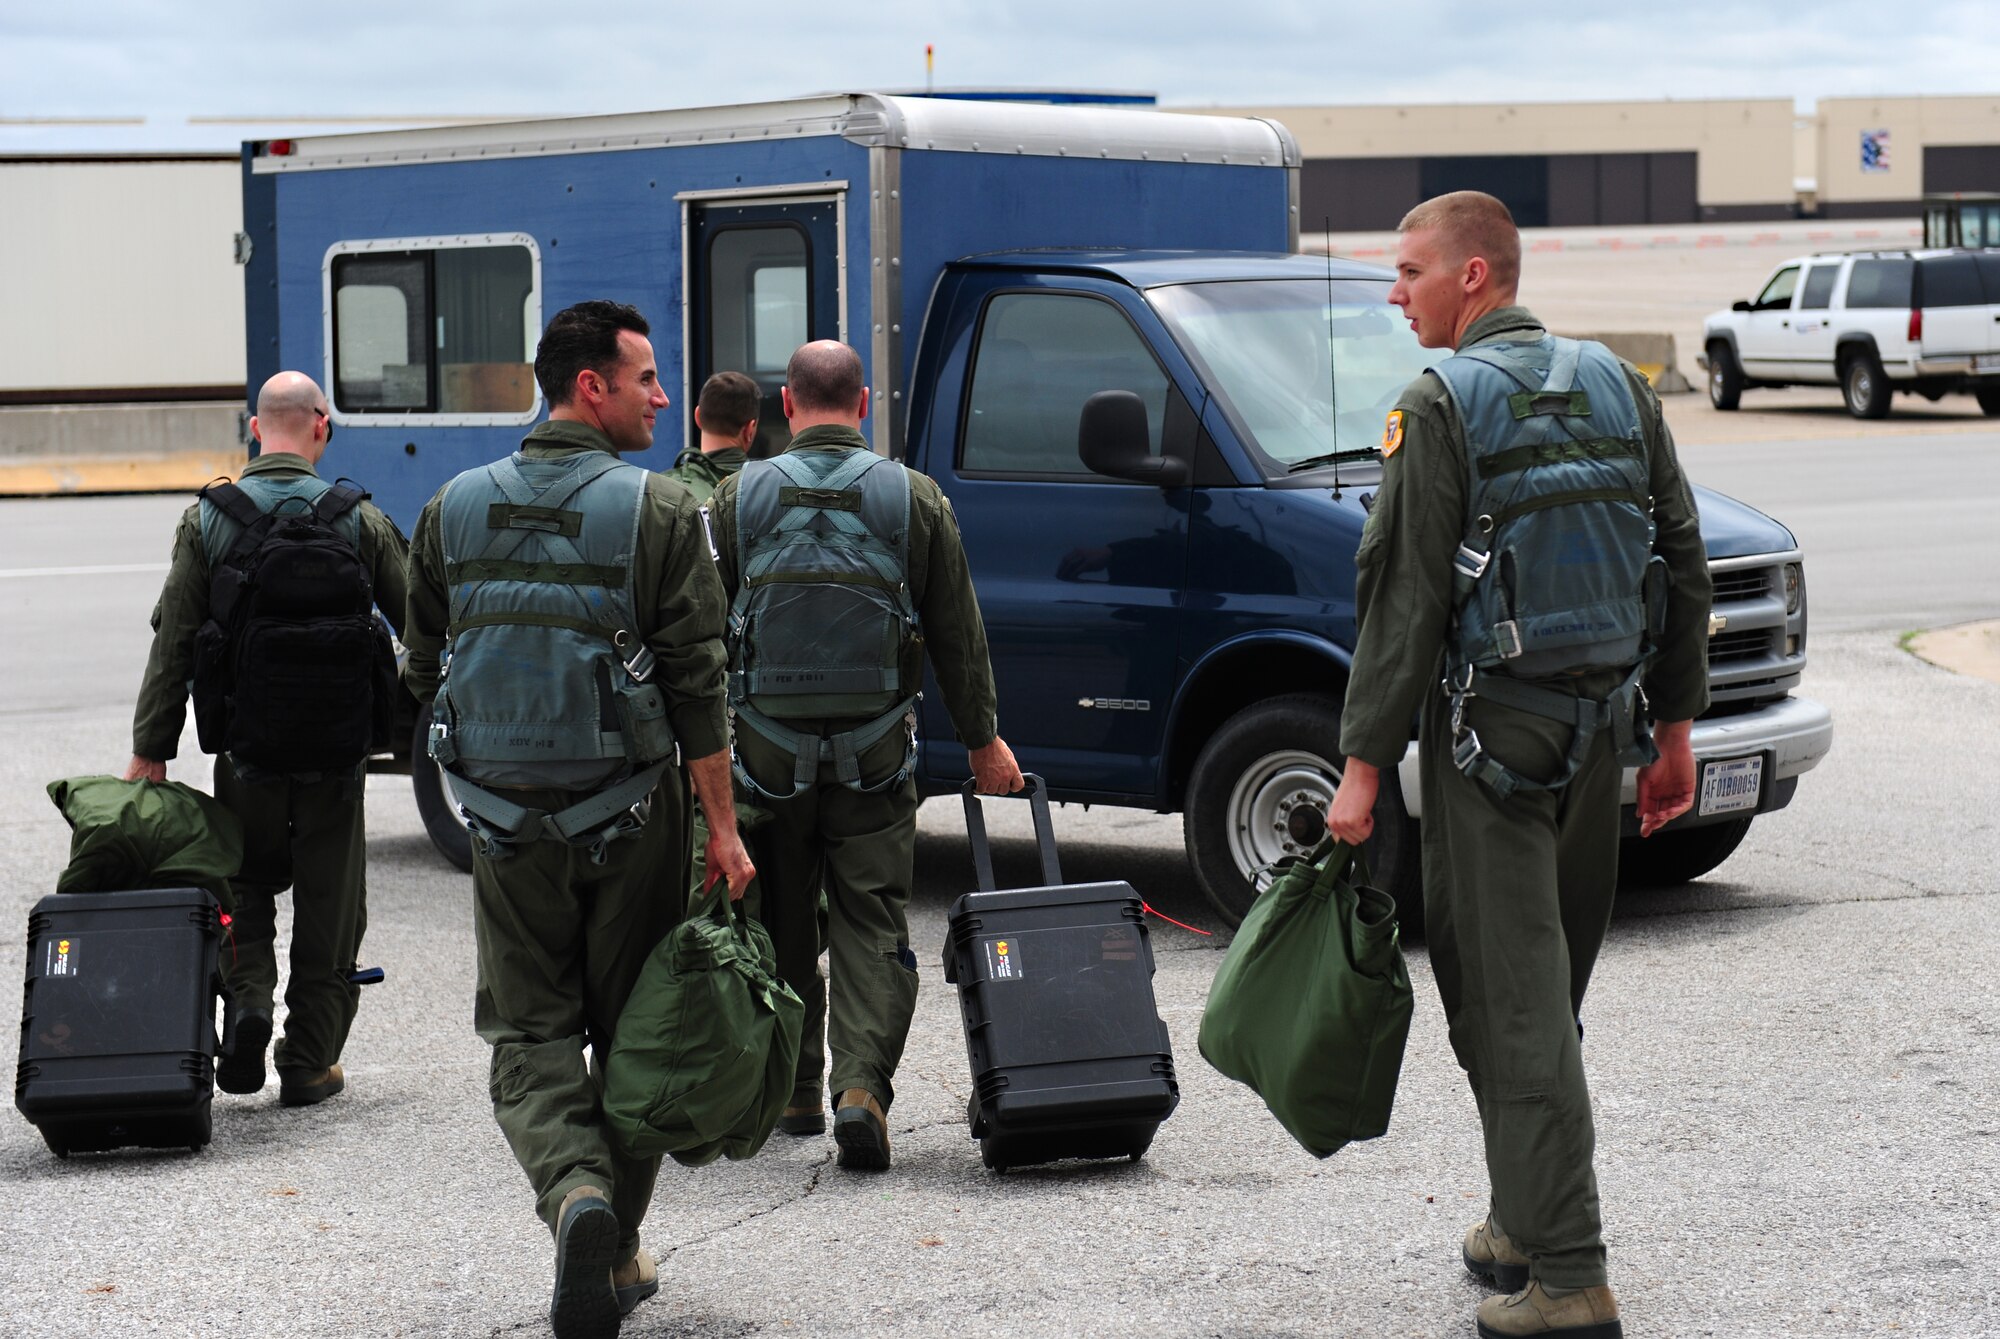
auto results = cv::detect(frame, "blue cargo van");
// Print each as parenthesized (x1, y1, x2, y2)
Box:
(242, 94, 1833, 927)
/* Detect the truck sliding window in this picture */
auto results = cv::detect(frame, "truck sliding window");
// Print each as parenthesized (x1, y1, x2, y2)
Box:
(326, 235, 540, 423)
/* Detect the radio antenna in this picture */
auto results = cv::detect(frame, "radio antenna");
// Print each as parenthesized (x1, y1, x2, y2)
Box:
(1325, 216, 1341, 498)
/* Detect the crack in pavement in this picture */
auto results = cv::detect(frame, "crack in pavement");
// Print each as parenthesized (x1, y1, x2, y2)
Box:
(660, 1152, 832, 1260)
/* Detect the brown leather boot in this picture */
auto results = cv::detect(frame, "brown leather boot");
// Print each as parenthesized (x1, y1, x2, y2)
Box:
(1476, 1280, 1622, 1338)
(276, 1063, 344, 1108)
(832, 1088, 891, 1170)
(612, 1247, 658, 1316)
(1463, 1217, 1531, 1292)
(778, 1103, 826, 1137)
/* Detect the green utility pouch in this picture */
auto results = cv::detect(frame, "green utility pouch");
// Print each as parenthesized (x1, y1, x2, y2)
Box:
(611, 674, 676, 767)
(46, 776, 245, 913)
(602, 887, 804, 1166)
(1198, 840, 1414, 1158)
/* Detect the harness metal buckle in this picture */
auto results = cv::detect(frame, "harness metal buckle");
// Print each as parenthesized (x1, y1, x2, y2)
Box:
(613, 629, 656, 683)
(1453, 544, 1492, 581)
(1452, 728, 1484, 774)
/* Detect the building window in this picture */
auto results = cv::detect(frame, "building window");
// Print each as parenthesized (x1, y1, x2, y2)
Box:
(327, 236, 539, 421)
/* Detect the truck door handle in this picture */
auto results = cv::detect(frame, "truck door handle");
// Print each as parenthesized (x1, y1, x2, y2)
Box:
(1780, 319, 1789, 327)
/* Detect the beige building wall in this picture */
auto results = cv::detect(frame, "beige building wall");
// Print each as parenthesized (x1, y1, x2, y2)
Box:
(0, 159, 245, 395)
(1816, 95, 2000, 209)
(1204, 99, 1795, 208)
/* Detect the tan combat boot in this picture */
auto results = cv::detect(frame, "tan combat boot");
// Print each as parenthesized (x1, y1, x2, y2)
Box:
(1475, 1280, 1621, 1338)
(1463, 1217, 1531, 1292)
(832, 1088, 891, 1170)
(612, 1248, 658, 1316)
(276, 1063, 345, 1108)
(550, 1185, 620, 1339)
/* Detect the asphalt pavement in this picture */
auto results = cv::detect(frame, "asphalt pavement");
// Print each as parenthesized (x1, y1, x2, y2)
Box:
(1, 430, 1996, 1338)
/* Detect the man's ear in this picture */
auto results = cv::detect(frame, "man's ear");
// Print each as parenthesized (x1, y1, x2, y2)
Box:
(737, 419, 759, 449)
(575, 368, 606, 404)
(247, 415, 264, 445)
(1463, 255, 1490, 295)
(780, 386, 796, 420)
(856, 386, 871, 422)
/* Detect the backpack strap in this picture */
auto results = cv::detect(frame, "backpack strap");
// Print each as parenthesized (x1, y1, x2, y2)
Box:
(200, 480, 267, 531)
(1444, 662, 1656, 801)
(730, 695, 920, 800)
(312, 479, 369, 525)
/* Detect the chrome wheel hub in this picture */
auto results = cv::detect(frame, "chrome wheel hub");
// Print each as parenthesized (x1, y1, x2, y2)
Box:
(1224, 749, 1339, 891)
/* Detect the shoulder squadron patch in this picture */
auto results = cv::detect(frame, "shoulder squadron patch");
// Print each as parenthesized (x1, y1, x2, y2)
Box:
(1381, 409, 1406, 458)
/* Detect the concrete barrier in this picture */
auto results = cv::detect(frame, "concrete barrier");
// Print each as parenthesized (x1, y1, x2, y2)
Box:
(0, 402, 247, 495)
(1559, 331, 1694, 394)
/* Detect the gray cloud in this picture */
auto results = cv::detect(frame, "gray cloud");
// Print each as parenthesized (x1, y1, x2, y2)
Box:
(2, 0, 1995, 119)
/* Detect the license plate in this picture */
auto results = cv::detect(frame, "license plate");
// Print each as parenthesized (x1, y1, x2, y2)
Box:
(1698, 756, 1763, 817)
(1976, 354, 2000, 373)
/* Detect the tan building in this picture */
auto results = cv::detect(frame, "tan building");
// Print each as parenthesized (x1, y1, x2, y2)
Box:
(1814, 95, 2000, 217)
(1199, 99, 1798, 229)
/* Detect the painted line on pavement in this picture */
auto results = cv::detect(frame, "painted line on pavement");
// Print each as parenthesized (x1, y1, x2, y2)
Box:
(0, 563, 170, 579)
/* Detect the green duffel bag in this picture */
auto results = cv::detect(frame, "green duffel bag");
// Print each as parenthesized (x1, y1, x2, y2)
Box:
(1198, 839, 1414, 1158)
(46, 776, 244, 913)
(603, 886, 804, 1167)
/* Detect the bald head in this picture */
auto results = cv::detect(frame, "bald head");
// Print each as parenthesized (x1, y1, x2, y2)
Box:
(251, 372, 332, 460)
(783, 341, 867, 426)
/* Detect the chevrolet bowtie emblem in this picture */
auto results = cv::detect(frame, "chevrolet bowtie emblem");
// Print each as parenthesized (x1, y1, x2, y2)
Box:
(1708, 613, 1728, 637)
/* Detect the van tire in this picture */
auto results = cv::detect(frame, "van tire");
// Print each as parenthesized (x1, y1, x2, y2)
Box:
(1976, 386, 2000, 417)
(1184, 694, 1423, 936)
(412, 716, 475, 873)
(1706, 342, 1743, 410)
(1617, 816, 1752, 889)
(1841, 350, 1891, 419)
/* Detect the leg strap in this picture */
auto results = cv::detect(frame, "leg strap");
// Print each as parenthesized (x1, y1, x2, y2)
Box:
(731, 697, 920, 800)
(1446, 663, 1653, 800)
(442, 762, 669, 865)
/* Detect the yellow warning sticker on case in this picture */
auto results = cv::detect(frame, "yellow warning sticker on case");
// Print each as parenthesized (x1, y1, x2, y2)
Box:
(982, 937, 1022, 982)
(1381, 410, 1406, 458)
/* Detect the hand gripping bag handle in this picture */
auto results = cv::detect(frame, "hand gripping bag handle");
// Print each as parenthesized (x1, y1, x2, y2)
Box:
(960, 773, 1061, 892)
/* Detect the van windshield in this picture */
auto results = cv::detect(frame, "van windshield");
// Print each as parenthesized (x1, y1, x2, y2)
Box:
(1148, 279, 1439, 475)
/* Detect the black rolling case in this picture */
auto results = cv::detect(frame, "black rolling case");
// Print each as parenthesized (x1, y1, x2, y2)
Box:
(16, 888, 223, 1157)
(943, 776, 1179, 1172)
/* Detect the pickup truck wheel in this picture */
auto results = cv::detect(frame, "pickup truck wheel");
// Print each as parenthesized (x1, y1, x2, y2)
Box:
(1184, 694, 1423, 935)
(1706, 342, 1743, 410)
(411, 716, 474, 873)
(1617, 816, 1752, 889)
(1841, 350, 1891, 419)
(1975, 386, 2000, 417)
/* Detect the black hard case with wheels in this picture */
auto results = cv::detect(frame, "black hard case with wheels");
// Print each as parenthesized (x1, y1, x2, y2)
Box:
(16, 888, 223, 1157)
(943, 777, 1179, 1172)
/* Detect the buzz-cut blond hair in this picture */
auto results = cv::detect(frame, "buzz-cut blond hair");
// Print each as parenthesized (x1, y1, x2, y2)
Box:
(1399, 191, 1521, 294)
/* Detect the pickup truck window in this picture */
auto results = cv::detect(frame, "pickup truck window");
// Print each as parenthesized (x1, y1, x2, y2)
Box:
(1753, 266, 1799, 311)
(1149, 279, 1434, 473)
(961, 292, 1168, 476)
(1799, 264, 1838, 310)
(330, 242, 536, 416)
(1917, 255, 1987, 307)
(1846, 258, 1914, 309)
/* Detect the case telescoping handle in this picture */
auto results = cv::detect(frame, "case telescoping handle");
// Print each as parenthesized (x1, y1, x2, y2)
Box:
(960, 773, 1062, 892)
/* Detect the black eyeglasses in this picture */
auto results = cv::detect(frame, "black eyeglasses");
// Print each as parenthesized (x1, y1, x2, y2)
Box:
(316, 408, 335, 444)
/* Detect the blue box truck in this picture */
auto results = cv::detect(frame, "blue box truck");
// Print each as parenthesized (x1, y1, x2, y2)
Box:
(241, 94, 1833, 928)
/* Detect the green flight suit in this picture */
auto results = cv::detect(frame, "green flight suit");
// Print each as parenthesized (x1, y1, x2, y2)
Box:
(666, 443, 745, 505)
(708, 423, 1000, 1113)
(1339, 308, 1712, 1290)
(130, 452, 410, 1077)
(404, 419, 729, 1264)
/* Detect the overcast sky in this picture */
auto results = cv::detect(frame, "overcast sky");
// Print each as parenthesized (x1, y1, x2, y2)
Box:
(3, 1, 1996, 121)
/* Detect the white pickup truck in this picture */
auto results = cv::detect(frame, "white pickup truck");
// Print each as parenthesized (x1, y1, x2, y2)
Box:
(1702, 249, 2000, 418)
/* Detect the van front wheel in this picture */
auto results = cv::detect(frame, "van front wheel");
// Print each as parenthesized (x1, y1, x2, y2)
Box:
(1184, 694, 1423, 935)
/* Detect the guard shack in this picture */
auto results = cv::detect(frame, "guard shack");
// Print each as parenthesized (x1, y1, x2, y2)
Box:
(241, 94, 1300, 525)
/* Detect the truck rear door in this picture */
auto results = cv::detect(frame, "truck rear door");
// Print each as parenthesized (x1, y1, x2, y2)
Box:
(915, 272, 1194, 797)
(1916, 253, 2000, 360)
(684, 194, 842, 456)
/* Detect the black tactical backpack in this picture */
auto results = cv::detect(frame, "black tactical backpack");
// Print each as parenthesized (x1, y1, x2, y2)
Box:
(190, 480, 396, 774)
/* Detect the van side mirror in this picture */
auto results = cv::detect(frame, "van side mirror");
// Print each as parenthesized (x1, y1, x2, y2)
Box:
(1731, 300, 1753, 312)
(1078, 391, 1188, 486)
